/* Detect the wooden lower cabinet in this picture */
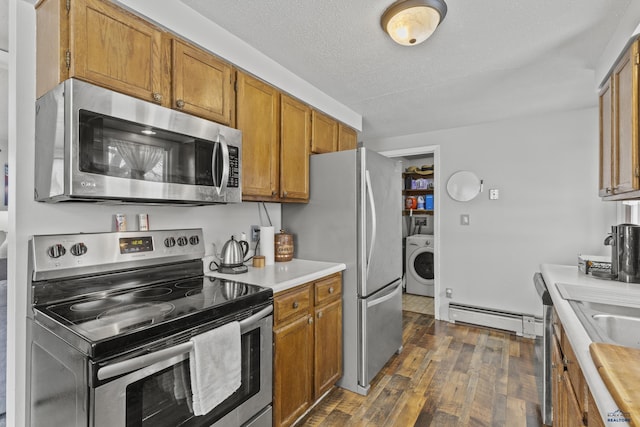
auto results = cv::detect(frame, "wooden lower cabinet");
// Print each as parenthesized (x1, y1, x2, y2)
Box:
(273, 273, 342, 427)
(552, 310, 604, 427)
(273, 310, 314, 427)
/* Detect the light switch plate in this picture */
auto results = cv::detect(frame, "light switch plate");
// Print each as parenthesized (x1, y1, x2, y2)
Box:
(460, 214, 470, 225)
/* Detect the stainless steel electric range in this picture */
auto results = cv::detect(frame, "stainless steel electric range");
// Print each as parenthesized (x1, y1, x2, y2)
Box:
(27, 228, 273, 427)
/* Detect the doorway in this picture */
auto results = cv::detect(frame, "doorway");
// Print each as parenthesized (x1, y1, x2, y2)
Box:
(380, 145, 440, 320)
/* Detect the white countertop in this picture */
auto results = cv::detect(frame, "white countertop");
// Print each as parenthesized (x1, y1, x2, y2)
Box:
(204, 257, 346, 294)
(541, 264, 639, 427)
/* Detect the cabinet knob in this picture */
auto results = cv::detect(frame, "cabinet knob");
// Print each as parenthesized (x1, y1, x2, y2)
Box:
(308, 317, 313, 324)
(293, 301, 299, 309)
(283, 191, 288, 198)
(328, 287, 334, 294)
(176, 99, 185, 109)
(317, 311, 323, 319)
(152, 92, 162, 102)
(272, 190, 277, 197)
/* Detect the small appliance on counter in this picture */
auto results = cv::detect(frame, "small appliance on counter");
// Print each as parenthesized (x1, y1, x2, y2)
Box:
(604, 223, 640, 283)
(217, 235, 250, 274)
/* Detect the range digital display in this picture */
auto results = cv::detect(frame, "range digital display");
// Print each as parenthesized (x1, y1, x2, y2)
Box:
(119, 236, 154, 254)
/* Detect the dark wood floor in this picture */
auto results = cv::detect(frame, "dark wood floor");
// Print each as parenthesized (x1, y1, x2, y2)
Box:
(298, 310, 541, 426)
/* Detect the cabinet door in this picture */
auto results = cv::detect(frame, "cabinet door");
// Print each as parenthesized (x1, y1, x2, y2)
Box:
(561, 373, 587, 427)
(599, 77, 614, 197)
(273, 315, 313, 427)
(314, 298, 342, 398)
(338, 123, 357, 151)
(587, 389, 605, 427)
(280, 95, 311, 202)
(69, 0, 165, 103)
(613, 39, 640, 194)
(552, 337, 563, 426)
(172, 39, 233, 125)
(236, 72, 280, 200)
(311, 110, 338, 154)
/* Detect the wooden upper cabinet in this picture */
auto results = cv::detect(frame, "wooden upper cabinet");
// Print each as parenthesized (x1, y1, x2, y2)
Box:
(338, 123, 357, 151)
(172, 39, 234, 125)
(236, 71, 280, 200)
(599, 77, 613, 197)
(311, 110, 338, 154)
(37, 0, 234, 126)
(612, 39, 640, 195)
(280, 95, 311, 202)
(37, 0, 166, 101)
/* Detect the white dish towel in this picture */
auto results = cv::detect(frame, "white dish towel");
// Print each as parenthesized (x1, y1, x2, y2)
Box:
(189, 321, 241, 416)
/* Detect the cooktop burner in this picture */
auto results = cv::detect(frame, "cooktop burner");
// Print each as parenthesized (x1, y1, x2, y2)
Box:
(34, 275, 272, 358)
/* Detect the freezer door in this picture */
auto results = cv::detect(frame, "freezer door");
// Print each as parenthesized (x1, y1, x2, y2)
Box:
(359, 279, 403, 389)
(359, 148, 402, 297)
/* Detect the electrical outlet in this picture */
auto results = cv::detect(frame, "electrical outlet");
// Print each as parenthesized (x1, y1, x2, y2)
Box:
(251, 225, 260, 242)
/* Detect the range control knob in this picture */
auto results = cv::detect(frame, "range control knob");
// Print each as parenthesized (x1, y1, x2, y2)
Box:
(70, 243, 87, 256)
(189, 235, 200, 246)
(164, 237, 176, 248)
(177, 236, 188, 246)
(47, 244, 66, 259)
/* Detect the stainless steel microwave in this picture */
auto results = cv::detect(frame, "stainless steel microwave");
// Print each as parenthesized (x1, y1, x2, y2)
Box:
(35, 79, 242, 205)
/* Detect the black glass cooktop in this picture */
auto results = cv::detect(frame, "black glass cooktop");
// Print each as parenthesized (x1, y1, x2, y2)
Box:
(34, 276, 272, 359)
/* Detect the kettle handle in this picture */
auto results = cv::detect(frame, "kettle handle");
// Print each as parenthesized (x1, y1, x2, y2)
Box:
(241, 240, 249, 258)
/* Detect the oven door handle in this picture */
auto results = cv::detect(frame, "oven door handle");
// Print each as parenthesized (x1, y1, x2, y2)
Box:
(238, 305, 273, 330)
(97, 305, 274, 381)
(97, 342, 192, 381)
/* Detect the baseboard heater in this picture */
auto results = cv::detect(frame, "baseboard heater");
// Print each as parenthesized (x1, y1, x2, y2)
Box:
(449, 303, 541, 338)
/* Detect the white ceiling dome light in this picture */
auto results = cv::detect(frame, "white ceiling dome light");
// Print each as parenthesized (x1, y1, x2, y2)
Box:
(381, 0, 448, 46)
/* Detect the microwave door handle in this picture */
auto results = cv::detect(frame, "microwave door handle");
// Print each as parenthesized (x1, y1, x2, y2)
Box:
(213, 134, 230, 196)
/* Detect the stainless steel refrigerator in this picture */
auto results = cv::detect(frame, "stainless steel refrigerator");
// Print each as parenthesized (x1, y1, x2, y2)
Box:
(282, 147, 403, 395)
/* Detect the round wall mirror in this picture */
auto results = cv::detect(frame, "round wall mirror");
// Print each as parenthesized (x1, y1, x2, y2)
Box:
(446, 171, 481, 201)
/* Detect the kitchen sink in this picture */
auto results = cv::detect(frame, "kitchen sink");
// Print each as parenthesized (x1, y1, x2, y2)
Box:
(569, 300, 640, 349)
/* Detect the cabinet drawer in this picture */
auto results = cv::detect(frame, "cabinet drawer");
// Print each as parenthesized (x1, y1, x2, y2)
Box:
(314, 273, 342, 306)
(275, 285, 311, 326)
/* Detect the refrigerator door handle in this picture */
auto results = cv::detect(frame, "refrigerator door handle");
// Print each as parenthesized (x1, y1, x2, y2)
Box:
(367, 280, 402, 308)
(365, 169, 377, 279)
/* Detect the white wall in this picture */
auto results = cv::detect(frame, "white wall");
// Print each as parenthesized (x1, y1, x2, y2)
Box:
(367, 107, 617, 320)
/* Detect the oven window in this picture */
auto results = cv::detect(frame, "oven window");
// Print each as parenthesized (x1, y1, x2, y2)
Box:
(78, 110, 219, 186)
(125, 329, 261, 426)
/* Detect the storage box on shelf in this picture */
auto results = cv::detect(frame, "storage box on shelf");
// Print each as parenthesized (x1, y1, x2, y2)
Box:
(402, 171, 434, 216)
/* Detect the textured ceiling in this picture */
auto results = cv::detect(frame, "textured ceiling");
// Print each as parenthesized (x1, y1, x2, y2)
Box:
(182, 0, 631, 141)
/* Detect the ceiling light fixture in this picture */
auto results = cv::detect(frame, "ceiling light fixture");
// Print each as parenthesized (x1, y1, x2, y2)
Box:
(381, 0, 447, 46)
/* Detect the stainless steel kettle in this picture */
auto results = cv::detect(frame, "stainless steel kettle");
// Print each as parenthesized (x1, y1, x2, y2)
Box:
(220, 235, 249, 268)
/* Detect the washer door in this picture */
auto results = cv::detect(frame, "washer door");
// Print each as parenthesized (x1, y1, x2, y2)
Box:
(408, 247, 434, 285)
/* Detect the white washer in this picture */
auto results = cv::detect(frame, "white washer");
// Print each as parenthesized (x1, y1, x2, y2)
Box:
(406, 234, 435, 297)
